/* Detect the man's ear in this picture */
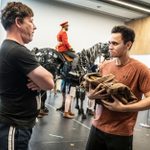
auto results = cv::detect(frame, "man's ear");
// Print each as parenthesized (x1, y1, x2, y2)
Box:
(126, 41, 133, 50)
(15, 17, 23, 28)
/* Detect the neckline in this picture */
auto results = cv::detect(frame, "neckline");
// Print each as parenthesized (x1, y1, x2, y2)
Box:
(115, 58, 131, 67)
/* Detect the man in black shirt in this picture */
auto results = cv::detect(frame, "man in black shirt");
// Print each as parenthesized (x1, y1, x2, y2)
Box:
(0, 2, 54, 150)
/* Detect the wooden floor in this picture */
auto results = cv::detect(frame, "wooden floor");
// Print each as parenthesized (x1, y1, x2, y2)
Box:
(29, 91, 150, 150)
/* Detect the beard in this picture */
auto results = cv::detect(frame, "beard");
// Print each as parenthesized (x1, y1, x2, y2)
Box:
(65, 27, 68, 31)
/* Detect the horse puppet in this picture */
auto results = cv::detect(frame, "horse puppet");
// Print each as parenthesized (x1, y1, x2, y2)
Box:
(31, 42, 109, 119)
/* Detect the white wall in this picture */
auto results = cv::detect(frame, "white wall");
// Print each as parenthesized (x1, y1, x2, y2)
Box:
(1, 1, 149, 67)
(131, 55, 150, 67)
(0, 0, 123, 51)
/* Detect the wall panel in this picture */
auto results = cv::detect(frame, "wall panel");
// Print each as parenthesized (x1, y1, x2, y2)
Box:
(126, 16, 150, 54)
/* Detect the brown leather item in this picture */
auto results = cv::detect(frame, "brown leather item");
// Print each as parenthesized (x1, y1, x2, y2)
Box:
(84, 73, 138, 104)
(83, 73, 115, 90)
(84, 73, 115, 86)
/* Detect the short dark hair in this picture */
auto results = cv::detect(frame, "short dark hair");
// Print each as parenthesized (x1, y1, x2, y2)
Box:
(111, 25, 135, 44)
(1, 2, 34, 30)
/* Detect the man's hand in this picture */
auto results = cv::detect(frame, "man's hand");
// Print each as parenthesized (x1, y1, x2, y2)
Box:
(102, 95, 126, 112)
(87, 83, 109, 100)
(26, 79, 41, 91)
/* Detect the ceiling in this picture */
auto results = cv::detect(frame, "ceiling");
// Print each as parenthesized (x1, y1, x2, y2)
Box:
(55, 0, 150, 22)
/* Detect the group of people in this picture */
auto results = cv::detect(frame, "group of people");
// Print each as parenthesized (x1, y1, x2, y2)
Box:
(1, 2, 150, 150)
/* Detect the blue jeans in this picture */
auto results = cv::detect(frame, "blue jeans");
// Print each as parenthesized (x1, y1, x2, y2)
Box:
(61, 80, 67, 93)
(61, 79, 72, 95)
(0, 123, 32, 150)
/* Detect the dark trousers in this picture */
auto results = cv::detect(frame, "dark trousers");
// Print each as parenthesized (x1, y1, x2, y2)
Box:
(86, 125, 133, 150)
(63, 51, 77, 59)
(0, 123, 32, 150)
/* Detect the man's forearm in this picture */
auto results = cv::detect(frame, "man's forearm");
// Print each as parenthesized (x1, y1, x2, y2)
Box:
(123, 97, 150, 112)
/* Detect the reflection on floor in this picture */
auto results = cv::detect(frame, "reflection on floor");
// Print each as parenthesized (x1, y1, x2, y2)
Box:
(29, 91, 150, 150)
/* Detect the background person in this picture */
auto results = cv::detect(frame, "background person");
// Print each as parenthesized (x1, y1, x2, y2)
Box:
(56, 21, 77, 60)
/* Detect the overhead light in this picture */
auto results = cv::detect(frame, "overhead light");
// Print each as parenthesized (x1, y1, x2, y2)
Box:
(109, 0, 150, 13)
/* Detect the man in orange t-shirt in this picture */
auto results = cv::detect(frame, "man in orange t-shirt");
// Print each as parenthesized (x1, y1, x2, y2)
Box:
(56, 21, 76, 59)
(85, 26, 150, 150)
